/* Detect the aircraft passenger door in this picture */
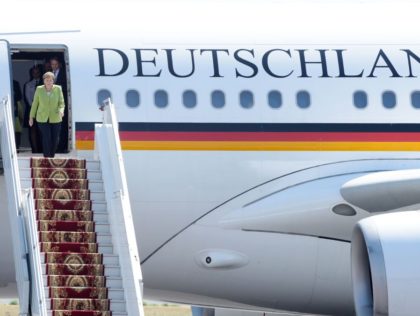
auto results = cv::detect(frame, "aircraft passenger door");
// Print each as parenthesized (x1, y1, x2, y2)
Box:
(0, 40, 12, 100)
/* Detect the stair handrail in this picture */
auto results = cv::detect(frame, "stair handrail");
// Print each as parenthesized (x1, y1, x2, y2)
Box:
(0, 95, 31, 315)
(22, 188, 48, 316)
(95, 98, 145, 316)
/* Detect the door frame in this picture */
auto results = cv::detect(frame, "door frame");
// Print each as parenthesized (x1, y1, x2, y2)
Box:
(0, 39, 13, 102)
(10, 44, 72, 152)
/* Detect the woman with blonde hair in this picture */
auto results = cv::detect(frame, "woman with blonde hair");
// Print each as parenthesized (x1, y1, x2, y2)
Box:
(29, 71, 65, 158)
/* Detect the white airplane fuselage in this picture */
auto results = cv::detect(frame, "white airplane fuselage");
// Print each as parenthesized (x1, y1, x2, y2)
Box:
(1, 1, 420, 314)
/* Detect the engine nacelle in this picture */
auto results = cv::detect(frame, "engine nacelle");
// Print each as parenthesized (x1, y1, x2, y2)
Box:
(352, 211, 420, 316)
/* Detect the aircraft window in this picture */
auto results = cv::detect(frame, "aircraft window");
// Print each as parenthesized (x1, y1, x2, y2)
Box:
(353, 91, 368, 109)
(240, 90, 254, 109)
(296, 91, 310, 108)
(97, 89, 112, 106)
(183, 90, 197, 108)
(268, 90, 282, 108)
(126, 90, 140, 108)
(382, 91, 396, 109)
(155, 90, 168, 108)
(211, 90, 225, 108)
(411, 91, 420, 108)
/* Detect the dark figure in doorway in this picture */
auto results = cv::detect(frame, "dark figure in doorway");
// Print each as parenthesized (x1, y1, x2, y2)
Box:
(23, 64, 43, 153)
(13, 80, 24, 150)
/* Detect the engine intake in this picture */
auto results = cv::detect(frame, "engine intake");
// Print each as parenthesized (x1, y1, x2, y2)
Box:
(352, 211, 420, 316)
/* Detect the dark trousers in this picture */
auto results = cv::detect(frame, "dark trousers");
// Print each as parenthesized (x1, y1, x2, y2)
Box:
(29, 121, 42, 153)
(37, 121, 61, 158)
(56, 105, 68, 153)
(15, 132, 21, 150)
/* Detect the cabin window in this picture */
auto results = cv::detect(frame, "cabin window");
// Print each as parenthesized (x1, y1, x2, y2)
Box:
(296, 90, 310, 108)
(353, 91, 368, 109)
(183, 90, 197, 108)
(411, 91, 420, 108)
(97, 89, 112, 106)
(211, 90, 225, 108)
(126, 89, 140, 108)
(382, 91, 396, 109)
(239, 90, 254, 109)
(155, 90, 168, 108)
(268, 90, 282, 108)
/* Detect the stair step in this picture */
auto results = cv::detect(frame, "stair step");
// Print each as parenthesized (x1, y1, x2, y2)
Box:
(35, 201, 108, 212)
(18, 158, 101, 171)
(37, 211, 109, 223)
(44, 287, 125, 300)
(39, 242, 113, 254)
(32, 200, 106, 212)
(47, 310, 128, 316)
(23, 189, 105, 202)
(110, 299, 128, 313)
(42, 264, 120, 276)
(105, 278, 123, 288)
(39, 232, 113, 249)
(36, 211, 108, 222)
(46, 287, 108, 299)
(20, 179, 104, 191)
(95, 223, 111, 234)
(19, 168, 102, 180)
(47, 311, 127, 316)
(45, 299, 127, 312)
(19, 156, 131, 315)
(99, 244, 113, 254)
(90, 191, 105, 201)
(38, 232, 111, 244)
(92, 202, 106, 212)
(41, 254, 119, 265)
(93, 212, 109, 223)
(49, 298, 110, 311)
(43, 276, 123, 288)
(97, 233, 112, 244)
(21, 191, 105, 203)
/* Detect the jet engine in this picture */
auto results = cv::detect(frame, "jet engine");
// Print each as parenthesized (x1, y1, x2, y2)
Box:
(351, 211, 420, 316)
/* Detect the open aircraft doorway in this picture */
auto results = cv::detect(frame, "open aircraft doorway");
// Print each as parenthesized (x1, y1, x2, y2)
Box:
(10, 45, 71, 155)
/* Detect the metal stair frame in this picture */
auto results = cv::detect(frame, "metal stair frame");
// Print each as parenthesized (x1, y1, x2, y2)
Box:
(0, 96, 32, 315)
(94, 98, 145, 316)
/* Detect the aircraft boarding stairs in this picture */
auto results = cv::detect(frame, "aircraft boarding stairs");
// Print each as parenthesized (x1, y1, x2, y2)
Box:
(18, 157, 128, 316)
(0, 96, 145, 316)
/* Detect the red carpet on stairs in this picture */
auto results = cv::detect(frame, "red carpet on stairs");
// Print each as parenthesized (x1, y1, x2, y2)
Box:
(41, 242, 98, 253)
(31, 157, 112, 316)
(37, 210, 94, 222)
(32, 168, 87, 180)
(36, 199, 92, 211)
(39, 232, 97, 243)
(33, 178, 89, 190)
(48, 276, 106, 287)
(31, 158, 87, 169)
(38, 220, 95, 232)
(34, 188, 91, 200)
(52, 310, 111, 316)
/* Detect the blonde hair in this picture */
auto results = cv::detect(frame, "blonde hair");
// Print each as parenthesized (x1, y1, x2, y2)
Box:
(43, 71, 55, 81)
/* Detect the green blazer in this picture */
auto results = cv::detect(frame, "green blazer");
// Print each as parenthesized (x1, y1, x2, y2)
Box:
(30, 85, 65, 123)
